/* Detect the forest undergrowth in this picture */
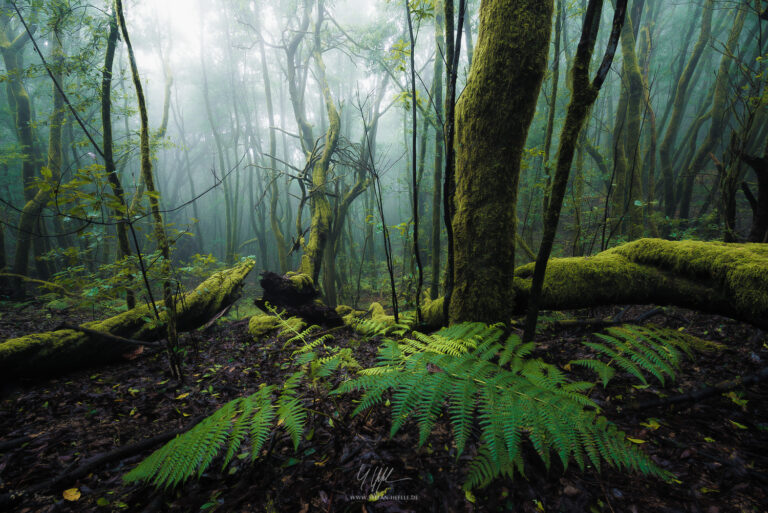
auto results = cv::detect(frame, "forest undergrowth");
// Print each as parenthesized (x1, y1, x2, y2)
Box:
(0, 296, 765, 513)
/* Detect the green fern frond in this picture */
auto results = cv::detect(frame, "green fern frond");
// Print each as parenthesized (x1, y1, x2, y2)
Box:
(339, 323, 672, 490)
(353, 318, 410, 337)
(124, 387, 276, 489)
(568, 359, 616, 387)
(574, 324, 712, 386)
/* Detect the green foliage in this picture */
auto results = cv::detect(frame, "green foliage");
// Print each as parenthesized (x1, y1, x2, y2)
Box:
(124, 312, 357, 489)
(337, 323, 672, 490)
(352, 317, 410, 338)
(570, 324, 720, 387)
(123, 385, 281, 489)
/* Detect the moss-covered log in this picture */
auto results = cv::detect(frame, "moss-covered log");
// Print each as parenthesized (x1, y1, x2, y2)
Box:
(431, 239, 768, 329)
(0, 260, 255, 380)
(254, 272, 343, 327)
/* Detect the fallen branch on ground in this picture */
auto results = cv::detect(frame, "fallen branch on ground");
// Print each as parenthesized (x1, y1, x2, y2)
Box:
(629, 366, 768, 411)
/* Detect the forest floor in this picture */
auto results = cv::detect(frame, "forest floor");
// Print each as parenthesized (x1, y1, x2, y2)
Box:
(0, 298, 766, 513)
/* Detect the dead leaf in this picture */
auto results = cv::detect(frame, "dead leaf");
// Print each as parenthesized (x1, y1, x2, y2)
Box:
(63, 488, 81, 501)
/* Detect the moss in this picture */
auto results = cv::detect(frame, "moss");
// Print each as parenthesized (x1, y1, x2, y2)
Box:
(609, 239, 768, 317)
(449, 0, 554, 325)
(286, 272, 315, 293)
(335, 304, 366, 326)
(249, 315, 280, 340)
(277, 317, 307, 339)
(513, 239, 768, 329)
(0, 259, 256, 379)
(420, 296, 446, 330)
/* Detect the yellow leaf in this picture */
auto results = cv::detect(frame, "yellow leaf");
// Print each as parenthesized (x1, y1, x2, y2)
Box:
(465, 490, 476, 503)
(728, 420, 748, 430)
(175, 392, 190, 400)
(703, 437, 716, 443)
(627, 438, 646, 444)
(368, 488, 388, 501)
(63, 488, 81, 501)
(640, 419, 661, 431)
(563, 363, 572, 371)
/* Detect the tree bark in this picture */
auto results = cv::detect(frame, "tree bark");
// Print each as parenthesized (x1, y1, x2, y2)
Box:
(0, 260, 255, 380)
(449, 0, 553, 325)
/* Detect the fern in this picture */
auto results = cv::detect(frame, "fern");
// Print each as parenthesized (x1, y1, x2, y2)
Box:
(337, 323, 672, 490)
(353, 318, 410, 337)
(123, 386, 282, 489)
(571, 324, 715, 387)
(124, 310, 357, 489)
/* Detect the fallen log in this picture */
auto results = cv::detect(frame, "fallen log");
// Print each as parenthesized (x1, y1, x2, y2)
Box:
(254, 271, 343, 327)
(0, 259, 255, 380)
(427, 239, 768, 329)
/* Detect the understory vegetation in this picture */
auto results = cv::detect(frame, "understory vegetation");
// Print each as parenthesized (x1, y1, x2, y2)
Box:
(1, 0, 767, 511)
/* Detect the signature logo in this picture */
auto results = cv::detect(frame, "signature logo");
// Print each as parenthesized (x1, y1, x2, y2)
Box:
(356, 464, 411, 496)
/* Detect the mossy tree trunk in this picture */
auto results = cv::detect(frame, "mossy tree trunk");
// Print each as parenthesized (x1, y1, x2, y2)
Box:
(0, 16, 37, 202)
(430, 2, 445, 300)
(8, 21, 65, 296)
(116, 0, 181, 379)
(614, 7, 644, 239)
(298, 0, 340, 286)
(426, 239, 768, 332)
(0, 261, 254, 380)
(448, 0, 554, 325)
(0, 16, 43, 294)
(522, 0, 628, 341)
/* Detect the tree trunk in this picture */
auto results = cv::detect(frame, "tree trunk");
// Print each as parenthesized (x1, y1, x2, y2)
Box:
(101, 8, 135, 309)
(449, 0, 554, 325)
(298, 0, 340, 286)
(522, 0, 627, 341)
(677, 5, 747, 220)
(425, 239, 768, 331)
(430, 4, 445, 300)
(658, 0, 713, 218)
(116, 0, 180, 378)
(0, 260, 255, 380)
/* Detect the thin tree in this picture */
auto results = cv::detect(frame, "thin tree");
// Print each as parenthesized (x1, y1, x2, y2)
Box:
(523, 0, 628, 342)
